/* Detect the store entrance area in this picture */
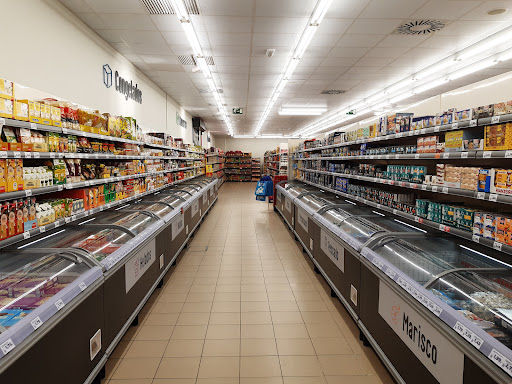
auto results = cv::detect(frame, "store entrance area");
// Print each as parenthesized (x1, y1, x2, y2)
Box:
(103, 182, 393, 384)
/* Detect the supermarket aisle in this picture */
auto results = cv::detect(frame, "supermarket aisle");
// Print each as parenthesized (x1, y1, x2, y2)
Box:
(103, 182, 395, 384)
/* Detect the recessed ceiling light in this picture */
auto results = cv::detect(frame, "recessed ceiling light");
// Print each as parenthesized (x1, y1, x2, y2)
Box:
(488, 8, 507, 15)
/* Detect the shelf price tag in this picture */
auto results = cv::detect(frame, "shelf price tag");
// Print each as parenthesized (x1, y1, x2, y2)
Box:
(0, 152, 6, 159)
(65, 217, 70, 223)
(25, 189, 32, 197)
(420, 128, 427, 135)
(452, 122, 458, 129)
(24, 152, 31, 158)
(489, 193, 498, 202)
(443, 153, 449, 159)
(483, 151, 492, 158)
(414, 216, 424, 224)
(492, 116, 501, 124)
(30, 123, 37, 129)
(442, 187, 449, 194)
(469, 119, 477, 127)
(57, 185, 63, 191)
(396, 132, 403, 138)
(392, 209, 398, 215)
(414, 154, 420, 159)
(432, 186, 438, 192)
(439, 224, 449, 232)
(408, 131, 414, 136)
(395, 154, 400, 159)
(55, 299, 65, 311)
(472, 234, 480, 243)
(411, 183, 418, 189)
(421, 184, 428, 191)
(461, 152, 468, 159)
(13, 152, 21, 158)
(385, 268, 396, 279)
(0, 339, 15, 356)
(0, 118, 4, 127)
(477, 192, 485, 200)
(434, 126, 440, 132)
(79, 282, 87, 291)
(494, 241, 503, 251)
(31, 316, 43, 330)
(50, 152, 56, 158)
(372, 257, 384, 270)
(23, 231, 30, 240)
(39, 226, 46, 233)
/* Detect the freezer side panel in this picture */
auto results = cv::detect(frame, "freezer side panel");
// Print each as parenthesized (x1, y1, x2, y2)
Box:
(294, 206, 314, 255)
(359, 263, 438, 384)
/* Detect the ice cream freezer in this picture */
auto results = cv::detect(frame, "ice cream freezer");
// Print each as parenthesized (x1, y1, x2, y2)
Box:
(0, 248, 104, 384)
(359, 233, 512, 384)
(276, 181, 319, 229)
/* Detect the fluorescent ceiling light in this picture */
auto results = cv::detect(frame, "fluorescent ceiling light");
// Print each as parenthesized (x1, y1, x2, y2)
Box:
(278, 107, 327, 116)
(448, 59, 497, 81)
(390, 91, 414, 104)
(254, 0, 333, 136)
(413, 78, 448, 94)
(169, 0, 189, 21)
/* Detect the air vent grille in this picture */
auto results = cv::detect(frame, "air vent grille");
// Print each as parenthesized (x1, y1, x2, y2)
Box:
(395, 20, 444, 35)
(140, 0, 174, 14)
(177, 55, 215, 66)
(140, 0, 199, 15)
(321, 90, 346, 95)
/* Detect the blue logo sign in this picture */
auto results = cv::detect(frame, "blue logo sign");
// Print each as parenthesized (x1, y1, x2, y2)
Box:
(103, 64, 112, 88)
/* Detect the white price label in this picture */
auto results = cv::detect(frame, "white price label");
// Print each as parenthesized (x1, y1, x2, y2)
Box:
(0, 339, 15, 355)
(385, 268, 396, 280)
(442, 187, 449, 194)
(0, 118, 4, 126)
(372, 257, 384, 270)
(32, 152, 40, 158)
(414, 154, 420, 159)
(393, 209, 398, 215)
(57, 185, 63, 191)
(494, 241, 503, 251)
(439, 224, 446, 231)
(13, 152, 21, 158)
(420, 128, 427, 135)
(477, 192, 485, 200)
(483, 151, 492, 158)
(408, 131, 414, 136)
(443, 153, 450, 159)
(432, 186, 438, 192)
(0, 152, 6, 159)
(472, 234, 480, 243)
(421, 184, 428, 191)
(395, 154, 400, 159)
(505, 150, 512, 158)
(396, 132, 403, 138)
(452, 122, 458, 129)
(30, 123, 37, 129)
(469, 119, 477, 127)
(25, 189, 32, 197)
(62, 128, 68, 134)
(31, 316, 43, 330)
(461, 152, 468, 159)
(23, 231, 30, 240)
(55, 299, 65, 311)
(54, 221, 60, 228)
(95, 154, 99, 159)
(39, 226, 46, 233)
(385, 154, 390, 159)
(24, 152, 31, 158)
(79, 282, 87, 291)
(434, 126, 440, 132)
(489, 194, 498, 202)
(492, 116, 500, 124)
(71, 215, 77, 221)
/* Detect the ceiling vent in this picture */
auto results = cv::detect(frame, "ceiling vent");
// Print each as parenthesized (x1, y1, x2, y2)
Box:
(140, 0, 199, 15)
(321, 90, 346, 95)
(177, 55, 215, 66)
(395, 20, 444, 35)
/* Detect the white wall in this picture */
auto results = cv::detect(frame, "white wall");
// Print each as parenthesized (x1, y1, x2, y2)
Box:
(214, 137, 286, 161)
(1, 0, 211, 147)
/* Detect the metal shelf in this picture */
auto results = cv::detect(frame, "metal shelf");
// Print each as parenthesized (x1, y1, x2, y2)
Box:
(297, 167, 508, 205)
(0, 151, 204, 160)
(291, 115, 512, 154)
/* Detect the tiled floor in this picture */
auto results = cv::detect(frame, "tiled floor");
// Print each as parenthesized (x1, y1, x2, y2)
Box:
(103, 182, 395, 384)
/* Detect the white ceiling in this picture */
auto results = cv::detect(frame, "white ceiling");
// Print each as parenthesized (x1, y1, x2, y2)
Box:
(60, 0, 512, 135)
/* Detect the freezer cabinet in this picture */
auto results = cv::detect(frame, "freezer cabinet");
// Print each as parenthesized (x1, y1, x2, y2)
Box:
(281, 184, 319, 228)
(359, 234, 512, 384)
(0, 249, 104, 384)
(311, 208, 423, 319)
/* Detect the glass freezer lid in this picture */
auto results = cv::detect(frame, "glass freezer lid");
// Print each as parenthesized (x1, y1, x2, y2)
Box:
(428, 269, 512, 348)
(286, 185, 319, 198)
(335, 216, 421, 250)
(367, 236, 509, 286)
(321, 204, 376, 223)
(81, 211, 158, 235)
(15, 228, 132, 262)
(0, 251, 91, 332)
(144, 194, 184, 208)
(131, 202, 174, 219)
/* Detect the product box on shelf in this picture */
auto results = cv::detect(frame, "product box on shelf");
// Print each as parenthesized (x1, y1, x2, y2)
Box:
(50, 106, 62, 127)
(445, 130, 480, 152)
(13, 100, 29, 121)
(453, 109, 472, 121)
(0, 97, 13, 119)
(484, 123, 512, 150)
(474, 105, 495, 119)
(18, 100, 42, 124)
(0, 79, 14, 100)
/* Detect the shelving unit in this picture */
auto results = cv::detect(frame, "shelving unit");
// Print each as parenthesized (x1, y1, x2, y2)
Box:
(251, 158, 261, 181)
(0, 116, 206, 250)
(264, 143, 288, 177)
(206, 150, 225, 187)
(225, 151, 252, 182)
